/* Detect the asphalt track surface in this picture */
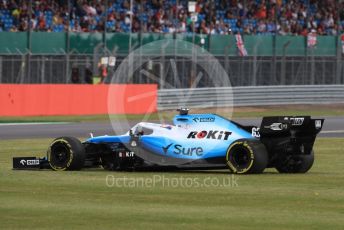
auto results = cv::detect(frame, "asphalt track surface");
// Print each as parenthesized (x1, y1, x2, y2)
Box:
(1, 117, 343, 140)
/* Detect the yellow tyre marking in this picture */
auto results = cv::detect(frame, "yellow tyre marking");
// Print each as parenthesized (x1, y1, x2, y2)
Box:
(48, 139, 74, 171)
(226, 141, 254, 174)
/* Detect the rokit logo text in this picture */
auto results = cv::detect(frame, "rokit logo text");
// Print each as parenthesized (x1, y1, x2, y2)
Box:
(187, 130, 232, 140)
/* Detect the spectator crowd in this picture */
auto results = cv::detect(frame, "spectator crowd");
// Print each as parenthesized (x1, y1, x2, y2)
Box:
(0, 0, 343, 35)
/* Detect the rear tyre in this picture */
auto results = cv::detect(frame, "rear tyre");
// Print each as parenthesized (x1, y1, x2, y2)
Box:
(275, 150, 314, 173)
(47, 136, 85, 171)
(226, 139, 268, 174)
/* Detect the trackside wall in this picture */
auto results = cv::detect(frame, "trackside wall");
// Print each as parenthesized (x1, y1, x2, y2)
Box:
(0, 84, 157, 116)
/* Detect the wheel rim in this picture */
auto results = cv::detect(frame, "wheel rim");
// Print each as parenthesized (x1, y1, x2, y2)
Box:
(50, 142, 71, 169)
(230, 146, 252, 171)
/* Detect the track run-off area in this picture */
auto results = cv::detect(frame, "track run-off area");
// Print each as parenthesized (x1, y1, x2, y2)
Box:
(1, 116, 343, 139)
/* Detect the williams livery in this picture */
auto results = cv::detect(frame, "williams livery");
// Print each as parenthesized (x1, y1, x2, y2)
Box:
(13, 109, 324, 174)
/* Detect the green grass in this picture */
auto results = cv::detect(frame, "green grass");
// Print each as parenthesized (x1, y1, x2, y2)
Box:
(1, 104, 343, 123)
(0, 138, 343, 229)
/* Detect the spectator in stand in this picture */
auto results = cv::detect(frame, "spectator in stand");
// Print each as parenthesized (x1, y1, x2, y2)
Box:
(0, 0, 342, 35)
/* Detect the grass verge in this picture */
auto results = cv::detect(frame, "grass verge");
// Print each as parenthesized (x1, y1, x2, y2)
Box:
(0, 138, 343, 229)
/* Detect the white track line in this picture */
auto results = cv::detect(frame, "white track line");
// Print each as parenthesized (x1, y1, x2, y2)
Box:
(0, 122, 71, 126)
(321, 130, 344, 134)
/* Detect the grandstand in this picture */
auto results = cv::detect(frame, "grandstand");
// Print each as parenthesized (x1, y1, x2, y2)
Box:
(0, 0, 342, 34)
(0, 1, 343, 85)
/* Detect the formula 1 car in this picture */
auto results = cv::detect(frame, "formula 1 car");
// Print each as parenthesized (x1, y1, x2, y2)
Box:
(13, 108, 324, 174)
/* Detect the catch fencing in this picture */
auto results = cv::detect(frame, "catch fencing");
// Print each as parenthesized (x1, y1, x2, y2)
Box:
(1, 55, 343, 86)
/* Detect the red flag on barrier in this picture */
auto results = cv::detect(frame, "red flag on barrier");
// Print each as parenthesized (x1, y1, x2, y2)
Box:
(235, 34, 248, 56)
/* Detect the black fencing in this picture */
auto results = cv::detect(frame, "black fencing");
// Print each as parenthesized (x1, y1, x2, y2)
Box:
(0, 54, 343, 87)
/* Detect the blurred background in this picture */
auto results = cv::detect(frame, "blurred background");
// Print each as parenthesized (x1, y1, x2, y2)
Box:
(0, 0, 343, 87)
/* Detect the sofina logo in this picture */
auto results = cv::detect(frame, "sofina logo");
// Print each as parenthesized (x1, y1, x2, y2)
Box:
(192, 117, 215, 123)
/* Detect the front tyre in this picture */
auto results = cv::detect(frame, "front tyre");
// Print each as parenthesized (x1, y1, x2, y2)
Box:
(47, 137, 85, 171)
(275, 150, 314, 173)
(226, 139, 268, 174)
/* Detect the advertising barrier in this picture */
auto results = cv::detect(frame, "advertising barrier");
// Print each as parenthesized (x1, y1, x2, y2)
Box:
(0, 84, 157, 116)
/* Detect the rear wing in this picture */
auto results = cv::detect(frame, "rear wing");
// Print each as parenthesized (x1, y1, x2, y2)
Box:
(258, 116, 324, 158)
(259, 116, 324, 137)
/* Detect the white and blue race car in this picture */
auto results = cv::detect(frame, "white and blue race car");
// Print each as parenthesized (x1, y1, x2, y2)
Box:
(13, 109, 324, 174)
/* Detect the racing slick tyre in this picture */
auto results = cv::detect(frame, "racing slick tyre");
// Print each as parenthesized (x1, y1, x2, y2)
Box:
(275, 150, 314, 173)
(226, 139, 268, 174)
(47, 136, 85, 171)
